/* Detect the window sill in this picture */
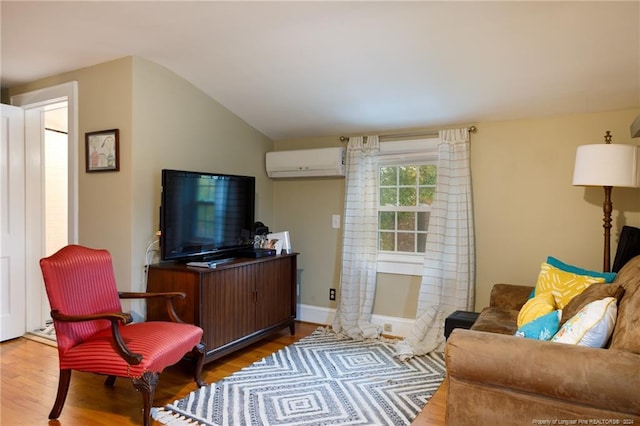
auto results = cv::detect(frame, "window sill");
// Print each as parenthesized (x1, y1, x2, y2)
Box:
(377, 260, 422, 276)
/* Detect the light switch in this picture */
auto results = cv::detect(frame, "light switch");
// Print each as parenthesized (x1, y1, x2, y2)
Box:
(332, 214, 341, 229)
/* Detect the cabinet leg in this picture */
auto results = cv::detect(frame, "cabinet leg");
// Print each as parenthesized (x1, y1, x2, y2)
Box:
(289, 321, 295, 335)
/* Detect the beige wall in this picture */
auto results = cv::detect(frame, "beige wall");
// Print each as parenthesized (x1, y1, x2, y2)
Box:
(472, 109, 640, 309)
(7, 56, 274, 316)
(7, 57, 136, 293)
(6, 55, 640, 324)
(274, 108, 640, 318)
(130, 57, 274, 311)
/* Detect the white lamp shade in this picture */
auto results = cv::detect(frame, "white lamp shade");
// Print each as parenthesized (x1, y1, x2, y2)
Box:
(573, 144, 640, 187)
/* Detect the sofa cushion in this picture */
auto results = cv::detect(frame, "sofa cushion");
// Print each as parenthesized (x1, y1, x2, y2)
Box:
(609, 255, 640, 354)
(560, 283, 624, 327)
(490, 284, 534, 311)
(516, 292, 556, 328)
(551, 297, 617, 347)
(534, 262, 605, 309)
(471, 307, 519, 335)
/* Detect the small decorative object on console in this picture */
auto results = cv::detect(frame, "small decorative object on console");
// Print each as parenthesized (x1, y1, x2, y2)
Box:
(267, 231, 292, 255)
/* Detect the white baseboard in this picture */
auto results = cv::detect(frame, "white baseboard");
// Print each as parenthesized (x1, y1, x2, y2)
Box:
(297, 304, 414, 338)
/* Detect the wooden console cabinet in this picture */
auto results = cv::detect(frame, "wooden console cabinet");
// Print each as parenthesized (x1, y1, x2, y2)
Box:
(146, 253, 298, 364)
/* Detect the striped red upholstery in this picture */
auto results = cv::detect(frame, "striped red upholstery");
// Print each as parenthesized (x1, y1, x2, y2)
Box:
(59, 321, 203, 377)
(40, 245, 203, 378)
(40, 245, 123, 355)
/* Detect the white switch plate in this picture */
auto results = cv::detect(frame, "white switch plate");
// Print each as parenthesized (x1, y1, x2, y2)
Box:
(332, 214, 341, 229)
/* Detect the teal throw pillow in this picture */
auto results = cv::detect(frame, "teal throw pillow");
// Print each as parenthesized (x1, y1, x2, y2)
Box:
(547, 256, 616, 283)
(514, 310, 560, 341)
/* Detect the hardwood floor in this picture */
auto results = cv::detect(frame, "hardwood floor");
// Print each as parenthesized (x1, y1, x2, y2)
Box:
(0, 322, 445, 425)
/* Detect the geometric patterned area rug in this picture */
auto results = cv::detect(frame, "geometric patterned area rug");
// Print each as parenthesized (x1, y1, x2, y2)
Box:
(152, 328, 445, 426)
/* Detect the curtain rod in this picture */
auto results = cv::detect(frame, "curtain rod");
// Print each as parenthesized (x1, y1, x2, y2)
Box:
(338, 125, 477, 142)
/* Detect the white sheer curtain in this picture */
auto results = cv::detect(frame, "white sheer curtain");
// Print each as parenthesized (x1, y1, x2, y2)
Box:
(396, 128, 475, 358)
(332, 136, 383, 340)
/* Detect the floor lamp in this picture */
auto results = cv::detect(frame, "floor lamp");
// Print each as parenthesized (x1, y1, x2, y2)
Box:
(572, 131, 640, 272)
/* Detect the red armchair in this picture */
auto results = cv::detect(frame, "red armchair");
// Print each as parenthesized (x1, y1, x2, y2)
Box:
(39, 244, 205, 426)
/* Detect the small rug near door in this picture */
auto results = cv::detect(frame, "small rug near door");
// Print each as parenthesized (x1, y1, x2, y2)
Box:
(23, 322, 57, 347)
(152, 328, 445, 426)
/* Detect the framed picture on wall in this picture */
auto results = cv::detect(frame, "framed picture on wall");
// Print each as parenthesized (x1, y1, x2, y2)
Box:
(85, 129, 119, 172)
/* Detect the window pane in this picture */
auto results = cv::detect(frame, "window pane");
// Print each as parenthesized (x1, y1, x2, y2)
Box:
(418, 187, 435, 205)
(419, 165, 437, 185)
(399, 187, 416, 206)
(417, 211, 430, 232)
(397, 212, 414, 231)
(379, 232, 395, 251)
(417, 233, 427, 253)
(398, 233, 415, 252)
(399, 166, 417, 185)
(380, 166, 397, 186)
(380, 188, 397, 206)
(379, 211, 396, 230)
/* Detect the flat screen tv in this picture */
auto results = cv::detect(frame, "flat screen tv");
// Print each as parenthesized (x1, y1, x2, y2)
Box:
(160, 169, 255, 262)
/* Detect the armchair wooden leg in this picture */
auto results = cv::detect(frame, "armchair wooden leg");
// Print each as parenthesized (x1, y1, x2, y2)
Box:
(49, 369, 72, 420)
(192, 343, 206, 387)
(131, 371, 159, 426)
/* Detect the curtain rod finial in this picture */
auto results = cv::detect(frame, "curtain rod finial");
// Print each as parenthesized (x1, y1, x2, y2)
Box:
(469, 126, 477, 134)
(339, 136, 349, 142)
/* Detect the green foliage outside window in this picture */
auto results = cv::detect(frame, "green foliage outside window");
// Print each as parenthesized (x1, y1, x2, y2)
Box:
(378, 164, 436, 253)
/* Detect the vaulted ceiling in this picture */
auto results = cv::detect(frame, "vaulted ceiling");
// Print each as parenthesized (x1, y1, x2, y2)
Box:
(2, 1, 639, 140)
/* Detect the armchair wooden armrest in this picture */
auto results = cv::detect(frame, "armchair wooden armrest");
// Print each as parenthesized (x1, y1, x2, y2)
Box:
(50, 310, 142, 365)
(118, 291, 186, 323)
(50, 309, 133, 324)
(118, 291, 185, 300)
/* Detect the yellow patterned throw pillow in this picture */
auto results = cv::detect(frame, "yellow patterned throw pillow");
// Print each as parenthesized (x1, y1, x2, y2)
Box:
(534, 263, 605, 309)
(517, 292, 556, 328)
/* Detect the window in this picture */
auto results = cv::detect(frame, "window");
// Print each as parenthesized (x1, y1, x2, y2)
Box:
(378, 164, 436, 254)
(376, 138, 438, 275)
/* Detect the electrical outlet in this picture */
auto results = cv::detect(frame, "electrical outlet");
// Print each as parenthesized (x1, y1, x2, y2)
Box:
(332, 215, 341, 229)
(383, 323, 392, 332)
(329, 288, 336, 301)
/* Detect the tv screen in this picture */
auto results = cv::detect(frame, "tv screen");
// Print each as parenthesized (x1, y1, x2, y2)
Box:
(160, 169, 255, 261)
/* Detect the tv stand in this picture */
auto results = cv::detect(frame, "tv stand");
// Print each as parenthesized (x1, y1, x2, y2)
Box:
(146, 253, 298, 364)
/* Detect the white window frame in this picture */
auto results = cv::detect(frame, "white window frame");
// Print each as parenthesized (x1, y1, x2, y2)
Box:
(377, 137, 439, 276)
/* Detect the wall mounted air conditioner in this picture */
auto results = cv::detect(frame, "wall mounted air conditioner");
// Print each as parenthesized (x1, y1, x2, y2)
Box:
(266, 147, 345, 178)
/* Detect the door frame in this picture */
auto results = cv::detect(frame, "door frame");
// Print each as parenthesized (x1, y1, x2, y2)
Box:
(11, 81, 79, 332)
(1, 104, 26, 341)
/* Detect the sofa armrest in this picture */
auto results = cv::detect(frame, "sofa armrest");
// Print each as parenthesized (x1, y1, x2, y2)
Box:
(489, 283, 533, 310)
(446, 329, 640, 416)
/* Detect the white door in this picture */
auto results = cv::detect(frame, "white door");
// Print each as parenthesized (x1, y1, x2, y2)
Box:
(1, 104, 26, 341)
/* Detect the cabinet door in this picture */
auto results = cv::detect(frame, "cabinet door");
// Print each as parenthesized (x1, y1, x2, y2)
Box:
(202, 267, 255, 349)
(146, 268, 200, 326)
(255, 257, 295, 330)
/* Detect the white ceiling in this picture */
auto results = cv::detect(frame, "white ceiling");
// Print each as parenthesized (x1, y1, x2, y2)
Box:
(2, 1, 639, 140)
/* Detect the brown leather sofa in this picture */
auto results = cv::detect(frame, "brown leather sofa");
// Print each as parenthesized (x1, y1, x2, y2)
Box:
(445, 255, 640, 425)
